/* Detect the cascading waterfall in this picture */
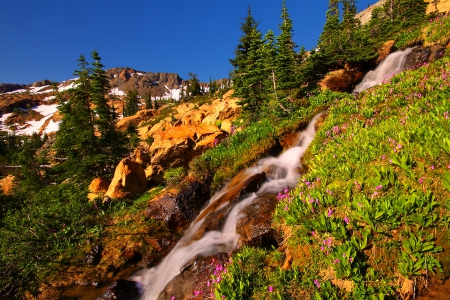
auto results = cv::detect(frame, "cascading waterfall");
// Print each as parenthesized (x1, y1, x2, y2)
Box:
(353, 47, 414, 93)
(132, 113, 323, 300)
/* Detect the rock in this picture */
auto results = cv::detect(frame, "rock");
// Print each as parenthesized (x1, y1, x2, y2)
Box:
(105, 158, 147, 199)
(355, 0, 387, 25)
(236, 195, 279, 248)
(403, 45, 446, 70)
(31, 79, 52, 87)
(0, 175, 16, 196)
(279, 132, 300, 149)
(97, 279, 140, 300)
(158, 253, 229, 300)
(190, 172, 267, 242)
(425, 0, 450, 14)
(319, 69, 364, 92)
(220, 119, 233, 133)
(89, 178, 111, 193)
(116, 109, 155, 131)
(145, 194, 189, 230)
(85, 245, 102, 265)
(377, 40, 396, 64)
(145, 176, 212, 229)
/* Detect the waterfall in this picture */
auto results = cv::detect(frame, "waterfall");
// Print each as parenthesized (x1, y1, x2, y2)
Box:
(131, 113, 323, 300)
(353, 47, 414, 93)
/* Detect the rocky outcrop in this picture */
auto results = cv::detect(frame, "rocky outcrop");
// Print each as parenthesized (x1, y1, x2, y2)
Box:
(0, 83, 27, 94)
(116, 109, 156, 131)
(137, 93, 240, 182)
(0, 94, 41, 114)
(105, 158, 147, 199)
(356, 0, 387, 25)
(319, 69, 364, 92)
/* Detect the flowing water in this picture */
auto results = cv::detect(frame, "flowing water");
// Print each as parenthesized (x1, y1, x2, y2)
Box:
(132, 113, 323, 300)
(353, 47, 415, 93)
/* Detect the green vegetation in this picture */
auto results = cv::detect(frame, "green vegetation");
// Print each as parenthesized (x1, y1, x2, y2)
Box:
(215, 54, 450, 299)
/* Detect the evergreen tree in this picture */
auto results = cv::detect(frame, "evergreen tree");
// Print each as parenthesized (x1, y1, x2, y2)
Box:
(230, 6, 261, 98)
(123, 90, 139, 117)
(187, 72, 201, 97)
(275, 1, 298, 93)
(145, 91, 152, 109)
(54, 54, 101, 177)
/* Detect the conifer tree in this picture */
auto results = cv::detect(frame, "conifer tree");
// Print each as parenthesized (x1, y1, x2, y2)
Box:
(230, 6, 261, 98)
(275, 1, 298, 93)
(123, 90, 139, 117)
(145, 91, 152, 109)
(187, 72, 201, 96)
(54, 54, 101, 176)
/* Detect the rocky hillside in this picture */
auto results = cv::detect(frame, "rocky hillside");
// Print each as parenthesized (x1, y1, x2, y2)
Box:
(105, 67, 183, 98)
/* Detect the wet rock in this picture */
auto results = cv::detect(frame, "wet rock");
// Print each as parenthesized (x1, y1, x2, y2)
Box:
(97, 279, 140, 300)
(158, 253, 229, 300)
(236, 194, 279, 248)
(279, 132, 300, 149)
(190, 172, 267, 242)
(145, 176, 212, 230)
(144, 195, 189, 230)
(403, 45, 445, 70)
(86, 245, 102, 265)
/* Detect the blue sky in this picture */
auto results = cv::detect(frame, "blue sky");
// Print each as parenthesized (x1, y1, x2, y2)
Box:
(0, 0, 379, 84)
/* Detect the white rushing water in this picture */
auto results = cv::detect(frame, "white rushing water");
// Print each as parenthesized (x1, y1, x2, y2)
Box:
(132, 113, 323, 300)
(353, 47, 414, 93)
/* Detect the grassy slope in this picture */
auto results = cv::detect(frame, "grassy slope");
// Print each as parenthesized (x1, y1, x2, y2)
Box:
(214, 55, 450, 299)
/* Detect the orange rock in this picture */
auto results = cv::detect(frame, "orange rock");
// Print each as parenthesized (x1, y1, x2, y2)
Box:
(116, 109, 155, 131)
(105, 158, 147, 199)
(377, 40, 396, 64)
(319, 69, 364, 92)
(88, 177, 110, 193)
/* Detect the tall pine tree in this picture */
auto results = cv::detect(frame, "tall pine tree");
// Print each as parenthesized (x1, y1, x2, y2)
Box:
(275, 1, 298, 93)
(54, 54, 101, 177)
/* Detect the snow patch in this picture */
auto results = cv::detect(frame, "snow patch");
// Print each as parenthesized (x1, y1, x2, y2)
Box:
(109, 87, 126, 96)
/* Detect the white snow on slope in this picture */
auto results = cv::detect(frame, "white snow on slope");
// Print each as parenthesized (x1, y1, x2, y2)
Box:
(110, 87, 126, 96)
(0, 104, 60, 135)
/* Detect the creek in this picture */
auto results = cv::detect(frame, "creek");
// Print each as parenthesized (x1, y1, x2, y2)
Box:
(131, 113, 324, 299)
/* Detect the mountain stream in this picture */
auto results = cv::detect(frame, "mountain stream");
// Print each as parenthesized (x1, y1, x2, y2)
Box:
(131, 113, 324, 299)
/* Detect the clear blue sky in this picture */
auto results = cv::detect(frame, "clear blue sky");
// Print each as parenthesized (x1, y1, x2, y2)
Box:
(0, 0, 379, 84)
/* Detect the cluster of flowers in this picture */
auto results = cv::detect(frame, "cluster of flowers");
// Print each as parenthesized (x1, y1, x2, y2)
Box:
(388, 137, 403, 153)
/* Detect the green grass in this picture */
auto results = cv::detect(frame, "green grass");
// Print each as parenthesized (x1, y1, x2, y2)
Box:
(216, 55, 450, 299)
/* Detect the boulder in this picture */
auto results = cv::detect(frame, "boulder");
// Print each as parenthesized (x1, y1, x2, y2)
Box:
(105, 158, 147, 199)
(403, 45, 446, 70)
(158, 253, 229, 300)
(89, 178, 110, 193)
(319, 69, 364, 92)
(236, 195, 279, 248)
(377, 40, 396, 64)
